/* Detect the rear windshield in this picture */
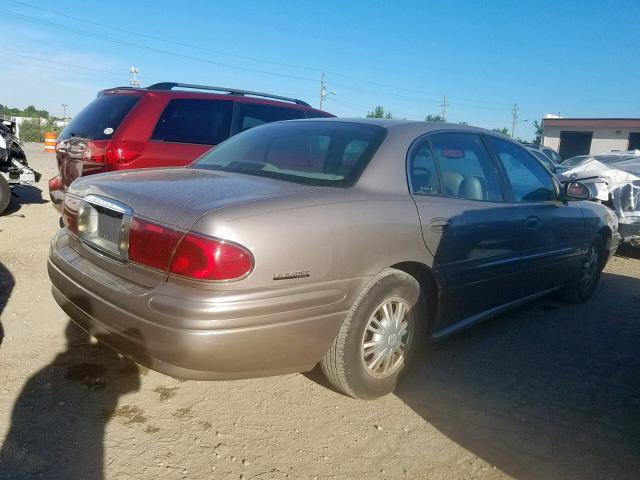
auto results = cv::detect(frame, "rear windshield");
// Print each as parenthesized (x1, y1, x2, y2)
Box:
(192, 121, 386, 187)
(58, 94, 140, 141)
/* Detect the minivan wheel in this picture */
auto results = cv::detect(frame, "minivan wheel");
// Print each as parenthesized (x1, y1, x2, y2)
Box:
(320, 268, 427, 400)
(558, 238, 603, 303)
(0, 175, 11, 214)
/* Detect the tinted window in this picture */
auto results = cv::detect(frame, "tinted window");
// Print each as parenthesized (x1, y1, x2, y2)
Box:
(58, 94, 140, 141)
(542, 148, 561, 163)
(193, 121, 385, 187)
(408, 139, 441, 195)
(429, 132, 503, 201)
(152, 99, 233, 145)
(488, 136, 556, 202)
(530, 149, 556, 172)
(238, 103, 305, 132)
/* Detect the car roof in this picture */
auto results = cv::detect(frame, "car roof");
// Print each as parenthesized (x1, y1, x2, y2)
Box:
(286, 117, 497, 136)
(98, 85, 327, 113)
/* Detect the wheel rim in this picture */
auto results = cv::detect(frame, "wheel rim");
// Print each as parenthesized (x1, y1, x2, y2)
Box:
(579, 245, 599, 291)
(361, 297, 413, 379)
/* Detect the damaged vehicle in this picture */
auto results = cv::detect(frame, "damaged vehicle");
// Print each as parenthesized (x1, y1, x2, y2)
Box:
(0, 120, 42, 214)
(49, 119, 619, 399)
(559, 151, 640, 246)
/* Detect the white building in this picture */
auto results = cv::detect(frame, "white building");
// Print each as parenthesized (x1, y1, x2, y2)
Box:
(542, 117, 640, 159)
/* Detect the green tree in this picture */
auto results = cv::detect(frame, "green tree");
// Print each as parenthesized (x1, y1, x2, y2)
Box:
(492, 127, 510, 136)
(366, 105, 393, 119)
(532, 120, 543, 145)
(425, 114, 445, 122)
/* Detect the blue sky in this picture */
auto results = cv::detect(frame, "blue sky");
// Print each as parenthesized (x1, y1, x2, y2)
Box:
(1, 0, 639, 139)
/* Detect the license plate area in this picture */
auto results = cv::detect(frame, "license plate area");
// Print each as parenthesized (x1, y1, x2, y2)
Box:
(77, 195, 133, 260)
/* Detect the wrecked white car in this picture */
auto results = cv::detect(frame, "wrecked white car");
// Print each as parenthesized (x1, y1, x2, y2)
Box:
(0, 120, 41, 214)
(559, 151, 640, 246)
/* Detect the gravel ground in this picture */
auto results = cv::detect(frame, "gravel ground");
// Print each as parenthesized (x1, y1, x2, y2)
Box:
(1, 143, 639, 480)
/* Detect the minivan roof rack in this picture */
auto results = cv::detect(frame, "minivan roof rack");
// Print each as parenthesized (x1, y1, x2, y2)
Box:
(146, 82, 311, 107)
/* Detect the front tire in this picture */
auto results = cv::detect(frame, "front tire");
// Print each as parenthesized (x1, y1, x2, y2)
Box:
(320, 268, 427, 400)
(558, 238, 604, 303)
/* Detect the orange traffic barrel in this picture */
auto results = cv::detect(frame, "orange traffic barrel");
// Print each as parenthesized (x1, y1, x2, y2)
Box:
(44, 132, 56, 153)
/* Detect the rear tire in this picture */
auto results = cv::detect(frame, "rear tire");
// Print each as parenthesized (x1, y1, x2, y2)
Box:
(320, 268, 427, 400)
(0, 175, 10, 214)
(558, 237, 604, 303)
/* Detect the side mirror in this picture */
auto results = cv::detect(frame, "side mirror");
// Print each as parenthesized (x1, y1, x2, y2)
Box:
(564, 181, 591, 201)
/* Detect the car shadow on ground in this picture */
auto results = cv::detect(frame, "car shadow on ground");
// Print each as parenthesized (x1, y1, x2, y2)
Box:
(0, 261, 14, 347)
(1, 185, 49, 217)
(395, 271, 640, 480)
(0, 320, 143, 479)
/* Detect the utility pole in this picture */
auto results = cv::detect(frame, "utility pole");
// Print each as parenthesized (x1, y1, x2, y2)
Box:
(319, 72, 335, 110)
(441, 95, 449, 122)
(511, 103, 519, 139)
(129, 66, 140, 88)
(61, 104, 68, 121)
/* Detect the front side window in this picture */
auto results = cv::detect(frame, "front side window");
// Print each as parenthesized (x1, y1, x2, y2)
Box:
(429, 132, 503, 202)
(408, 139, 441, 195)
(237, 103, 305, 132)
(152, 98, 233, 145)
(192, 121, 385, 187)
(487, 135, 556, 202)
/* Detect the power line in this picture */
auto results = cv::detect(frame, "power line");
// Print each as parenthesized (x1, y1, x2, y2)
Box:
(5, 1, 515, 110)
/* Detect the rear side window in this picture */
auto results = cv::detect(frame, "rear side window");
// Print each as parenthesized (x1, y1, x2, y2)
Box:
(408, 139, 441, 195)
(429, 132, 503, 202)
(152, 98, 233, 145)
(487, 135, 556, 202)
(193, 121, 385, 187)
(237, 103, 305, 132)
(58, 94, 140, 141)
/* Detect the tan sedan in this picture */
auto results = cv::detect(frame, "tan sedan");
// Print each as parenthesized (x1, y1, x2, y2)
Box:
(49, 119, 619, 399)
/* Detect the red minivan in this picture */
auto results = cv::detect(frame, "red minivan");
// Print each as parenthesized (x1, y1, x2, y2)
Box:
(49, 82, 333, 208)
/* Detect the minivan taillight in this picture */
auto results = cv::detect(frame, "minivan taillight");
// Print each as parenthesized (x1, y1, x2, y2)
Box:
(105, 140, 145, 165)
(127, 217, 253, 281)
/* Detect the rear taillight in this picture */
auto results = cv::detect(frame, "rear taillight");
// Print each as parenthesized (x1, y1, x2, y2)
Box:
(48, 175, 63, 192)
(128, 217, 183, 271)
(61, 195, 80, 234)
(105, 140, 145, 165)
(127, 217, 253, 281)
(169, 233, 253, 281)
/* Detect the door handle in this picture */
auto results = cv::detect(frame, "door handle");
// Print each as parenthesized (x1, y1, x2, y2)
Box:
(526, 215, 540, 228)
(429, 218, 451, 232)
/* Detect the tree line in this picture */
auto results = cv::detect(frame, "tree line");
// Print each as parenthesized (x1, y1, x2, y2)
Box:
(365, 105, 542, 144)
(1, 104, 64, 142)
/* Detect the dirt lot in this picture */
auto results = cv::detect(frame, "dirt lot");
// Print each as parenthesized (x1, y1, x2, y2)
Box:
(1, 143, 639, 480)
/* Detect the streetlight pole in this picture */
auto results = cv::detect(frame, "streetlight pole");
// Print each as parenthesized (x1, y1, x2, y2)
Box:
(319, 72, 336, 110)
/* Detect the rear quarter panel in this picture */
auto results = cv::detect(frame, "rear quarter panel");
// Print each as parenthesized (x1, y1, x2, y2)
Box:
(186, 189, 433, 291)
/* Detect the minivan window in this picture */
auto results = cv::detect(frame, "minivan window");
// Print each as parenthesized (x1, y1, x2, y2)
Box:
(58, 94, 141, 141)
(488, 135, 556, 202)
(237, 103, 305, 132)
(429, 132, 504, 202)
(152, 98, 233, 145)
(192, 121, 385, 187)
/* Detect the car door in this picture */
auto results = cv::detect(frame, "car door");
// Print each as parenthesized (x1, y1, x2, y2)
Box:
(485, 135, 585, 292)
(408, 132, 524, 332)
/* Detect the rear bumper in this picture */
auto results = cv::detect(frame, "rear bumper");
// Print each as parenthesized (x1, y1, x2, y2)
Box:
(48, 232, 365, 380)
